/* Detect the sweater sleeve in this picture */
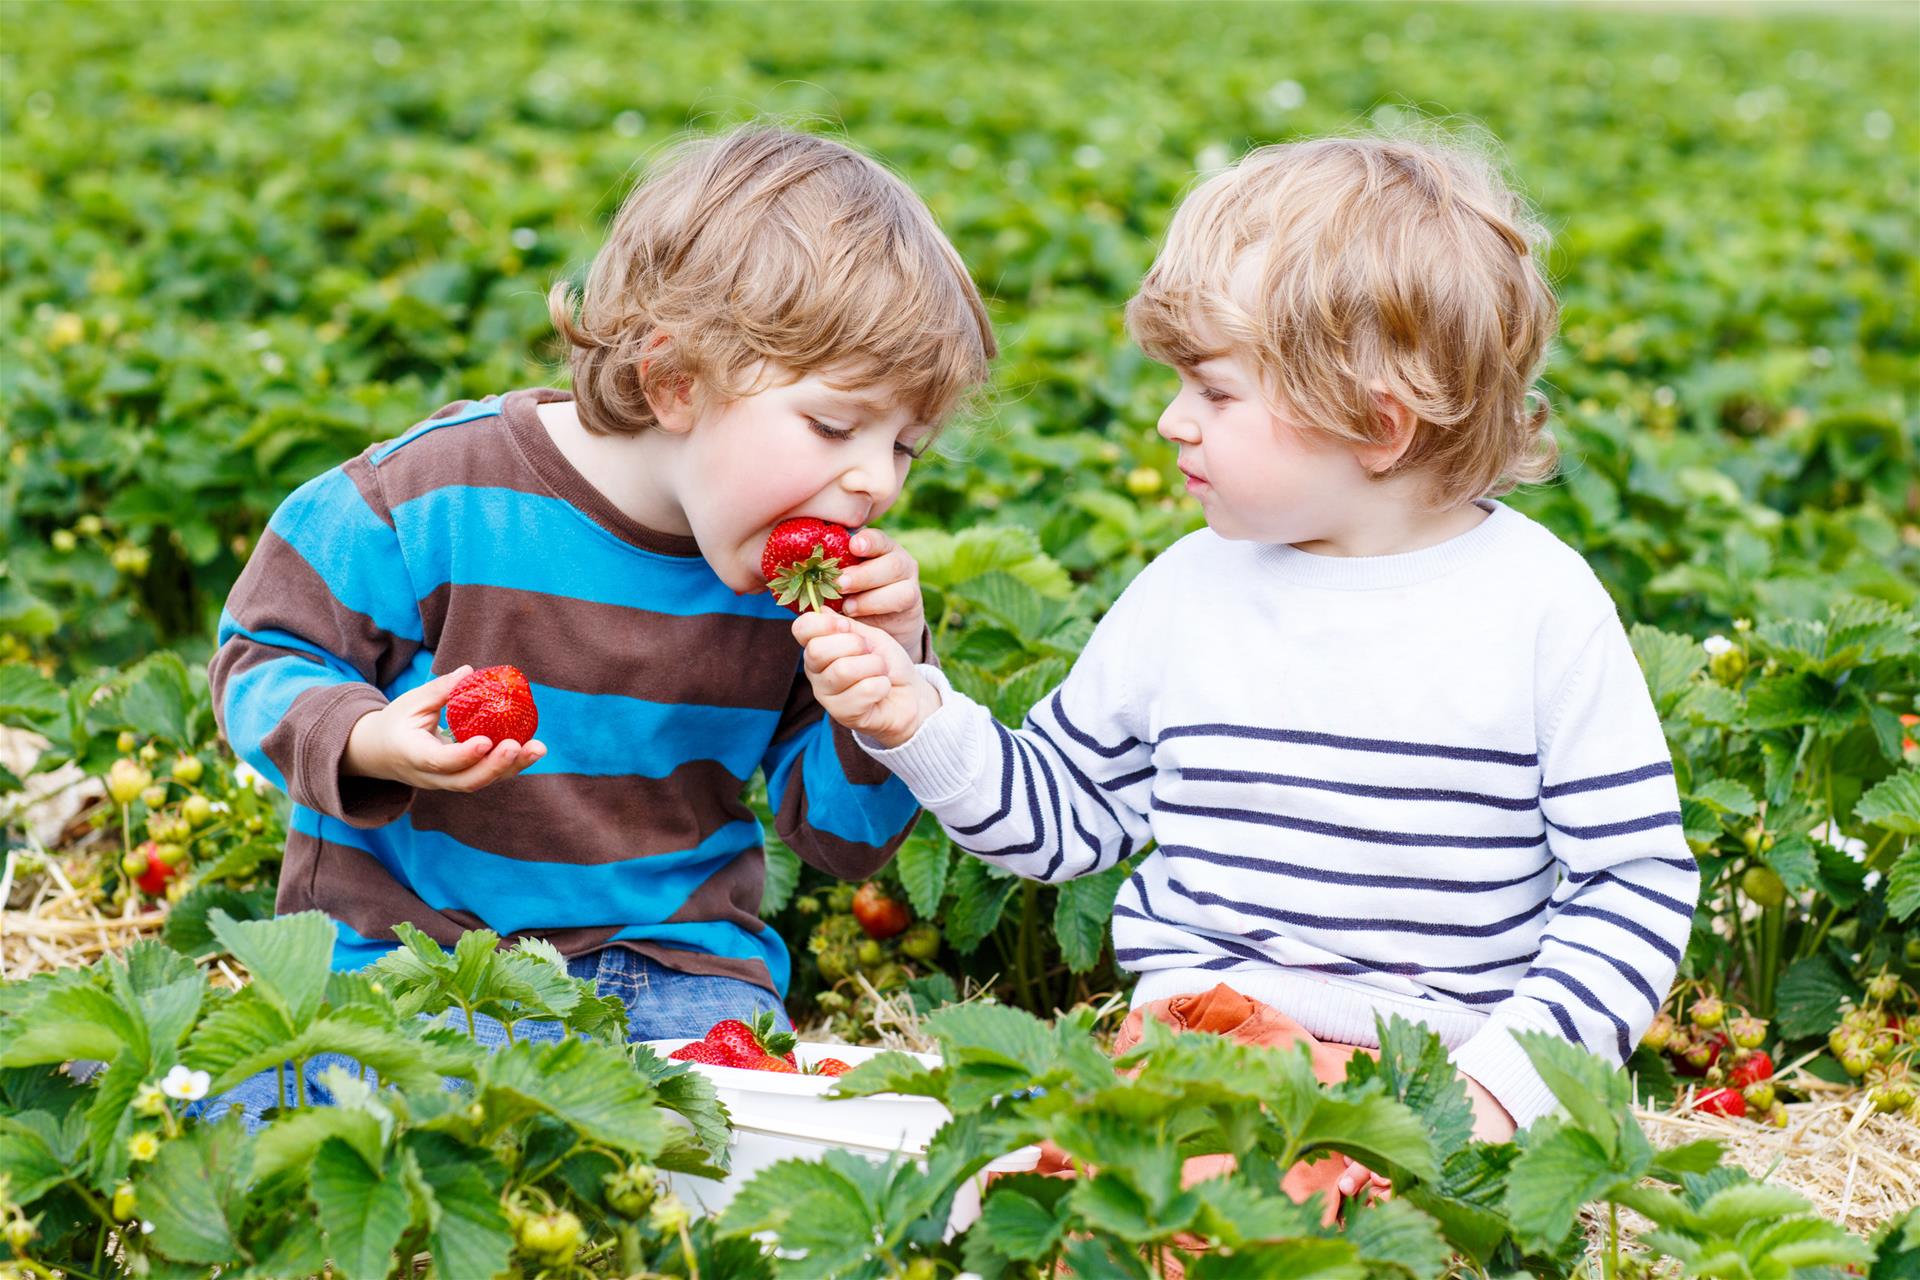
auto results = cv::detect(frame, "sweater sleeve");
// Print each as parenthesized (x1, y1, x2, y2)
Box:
(856, 575, 1157, 884)
(207, 453, 423, 827)
(1451, 617, 1699, 1127)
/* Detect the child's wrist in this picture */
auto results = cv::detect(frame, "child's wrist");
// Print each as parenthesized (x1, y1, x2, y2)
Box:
(342, 709, 391, 780)
(866, 674, 941, 750)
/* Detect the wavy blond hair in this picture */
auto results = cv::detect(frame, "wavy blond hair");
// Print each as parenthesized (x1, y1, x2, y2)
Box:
(1127, 130, 1559, 506)
(550, 126, 995, 435)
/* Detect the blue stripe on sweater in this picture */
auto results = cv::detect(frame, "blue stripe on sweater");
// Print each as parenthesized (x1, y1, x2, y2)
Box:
(388, 486, 792, 620)
(370, 399, 504, 462)
(223, 653, 351, 790)
(761, 719, 922, 846)
(292, 806, 764, 938)
(524, 684, 774, 779)
(332, 919, 400, 971)
(267, 469, 425, 642)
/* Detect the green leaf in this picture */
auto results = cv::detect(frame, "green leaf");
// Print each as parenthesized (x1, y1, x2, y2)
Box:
(1629, 625, 1708, 714)
(101, 651, 196, 745)
(979, 1188, 1068, 1260)
(0, 1112, 76, 1204)
(1774, 952, 1861, 1040)
(759, 840, 800, 916)
(0, 981, 141, 1067)
(1513, 1030, 1628, 1156)
(1343, 1196, 1451, 1279)
(1856, 769, 1920, 835)
(717, 1151, 887, 1278)
(946, 856, 1018, 953)
(252, 1105, 387, 1184)
(207, 908, 334, 1029)
(1053, 859, 1126, 972)
(1887, 848, 1920, 922)
(162, 882, 275, 957)
(1744, 1215, 1876, 1269)
(1691, 778, 1759, 816)
(894, 817, 952, 917)
(1368, 1015, 1476, 1160)
(1293, 1090, 1440, 1184)
(1068, 1171, 1175, 1243)
(1762, 833, 1822, 896)
(141, 1116, 253, 1266)
(1695, 1181, 1812, 1233)
(480, 1037, 673, 1154)
(309, 1136, 411, 1280)
(0, 662, 63, 724)
(406, 1132, 514, 1280)
(1504, 1119, 1623, 1250)
(924, 1001, 1057, 1075)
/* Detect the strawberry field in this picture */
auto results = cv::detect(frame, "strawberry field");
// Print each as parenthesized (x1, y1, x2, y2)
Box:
(3, 1, 1918, 1276)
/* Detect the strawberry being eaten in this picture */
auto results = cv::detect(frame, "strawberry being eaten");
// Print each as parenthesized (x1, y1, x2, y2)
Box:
(445, 664, 539, 744)
(762, 518, 862, 614)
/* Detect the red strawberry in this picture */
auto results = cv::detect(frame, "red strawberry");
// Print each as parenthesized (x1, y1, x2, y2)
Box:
(1728, 1051, 1774, 1088)
(756, 1055, 798, 1073)
(702, 1012, 797, 1067)
(667, 1040, 729, 1066)
(1694, 1087, 1746, 1118)
(761, 518, 861, 614)
(704, 1019, 767, 1067)
(851, 882, 910, 940)
(445, 665, 539, 744)
(136, 853, 176, 897)
(811, 1058, 853, 1077)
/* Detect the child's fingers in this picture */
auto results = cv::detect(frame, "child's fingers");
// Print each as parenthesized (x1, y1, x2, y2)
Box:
(840, 578, 919, 619)
(836, 546, 913, 595)
(819, 652, 889, 694)
(413, 733, 492, 774)
(850, 527, 897, 559)
(791, 609, 852, 646)
(802, 633, 871, 674)
(437, 740, 526, 792)
(393, 665, 473, 714)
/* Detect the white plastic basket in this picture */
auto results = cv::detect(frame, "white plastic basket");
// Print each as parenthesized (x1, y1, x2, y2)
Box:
(646, 1038, 1041, 1234)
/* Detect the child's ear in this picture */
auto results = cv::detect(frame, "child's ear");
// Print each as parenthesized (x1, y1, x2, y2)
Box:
(1355, 391, 1418, 475)
(640, 331, 697, 434)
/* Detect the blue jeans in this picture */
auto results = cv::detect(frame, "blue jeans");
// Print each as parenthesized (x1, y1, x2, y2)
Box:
(183, 946, 788, 1134)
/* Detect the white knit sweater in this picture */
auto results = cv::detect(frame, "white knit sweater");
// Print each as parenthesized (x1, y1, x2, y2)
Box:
(861, 501, 1697, 1126)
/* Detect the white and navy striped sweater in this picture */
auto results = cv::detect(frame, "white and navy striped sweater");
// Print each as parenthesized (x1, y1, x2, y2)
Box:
(862, 501, 1696, 1126)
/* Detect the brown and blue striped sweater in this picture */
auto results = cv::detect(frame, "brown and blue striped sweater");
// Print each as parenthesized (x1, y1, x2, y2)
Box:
(208, 387, 921, 994)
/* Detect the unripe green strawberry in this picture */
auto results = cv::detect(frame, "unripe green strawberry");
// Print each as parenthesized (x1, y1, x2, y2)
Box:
(1841, 1049, 1873, 1077)
(172, 754, 204, 785)
(107, 757, 151, 806)
(1872, 1032, 1897, 1062)
(181, 794, 214, 828)
(2, 1216, 34, 1251)
(1684, 1041, 1716, 1070)
(1689, 995, 1724, 1028)
(1742, 1081, 1775, 1112)
(602, 1164, 656, 1219)
(648, 1191, 690, 1236)
(899, 922, 941, 962)
(140, 784, 167, 809)
(856, 938, 885, 968)
(116, 730, 138, 754)
(1842, 1007, 1879, 1033)
(111, 1183, 137, 1221)
(1739, 865, 1785, 909)
(1766, 1103, 1789, 1128)
(1866, 972, 1900, 1003)
(138, 742, 160, 764)
(1708, 646, 1747, 683)
(1729, 1016, 1767, 1049)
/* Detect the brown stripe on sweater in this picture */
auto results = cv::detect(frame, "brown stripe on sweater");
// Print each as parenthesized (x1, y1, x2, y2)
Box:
(774, 762, 903, 881)
(227, 528, 421, 689)
(408, 762, 755, 865)
(370, 409, 551, 509)
(342, 452, 395, 529)
(279, 832, 471, 947)
(415, 582, 799, 710)
(262, 683, 410, 827)
(766, 669, 899, 788)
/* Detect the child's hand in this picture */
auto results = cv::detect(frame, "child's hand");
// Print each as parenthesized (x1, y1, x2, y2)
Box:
(836, 528, 928, 662)
(792, 610, 941, 749)
(342, 665, 548, 792)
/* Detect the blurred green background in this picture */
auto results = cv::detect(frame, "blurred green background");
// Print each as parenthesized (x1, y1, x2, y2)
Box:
(2, 0, 1915, 671)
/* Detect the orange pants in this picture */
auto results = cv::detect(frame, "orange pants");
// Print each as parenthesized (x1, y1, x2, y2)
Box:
(1019, 983, 1376, 1272)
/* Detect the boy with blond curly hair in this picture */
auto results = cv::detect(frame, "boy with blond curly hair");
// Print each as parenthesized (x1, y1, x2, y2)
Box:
(198, 125, 993, 1127)
(796, 133, 1697, 1216)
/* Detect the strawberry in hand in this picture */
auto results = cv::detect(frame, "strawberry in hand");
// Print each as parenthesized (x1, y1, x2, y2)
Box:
(763, 518, 862, 615)
(446, 665, 540, 744)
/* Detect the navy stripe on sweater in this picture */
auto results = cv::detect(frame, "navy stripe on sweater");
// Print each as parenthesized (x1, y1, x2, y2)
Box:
(1153, 798, 1547, 850)
(1181, 767, 1540, 811)
(1158, 723, 1539, 767)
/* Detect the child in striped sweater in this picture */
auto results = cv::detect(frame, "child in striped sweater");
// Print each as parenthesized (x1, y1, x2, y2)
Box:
(795, 134, 1697, 1214)
(197, 126, 994, 1129)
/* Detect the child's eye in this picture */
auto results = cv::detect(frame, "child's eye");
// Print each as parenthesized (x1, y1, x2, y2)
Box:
(807, 418, 854, 441)
(1198, 387, 1232, 405)
(895, 440, 928, 462)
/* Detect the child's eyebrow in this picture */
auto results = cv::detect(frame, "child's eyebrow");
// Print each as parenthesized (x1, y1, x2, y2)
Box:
(809, 390, 911, 423)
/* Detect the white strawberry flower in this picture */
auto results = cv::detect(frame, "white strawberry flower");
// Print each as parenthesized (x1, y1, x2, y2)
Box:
(140, 1220, 156, 1235)
(232, 762, 269, 793)
(1702, 634, 1734, 656)
(159, 1064, 211, 1101)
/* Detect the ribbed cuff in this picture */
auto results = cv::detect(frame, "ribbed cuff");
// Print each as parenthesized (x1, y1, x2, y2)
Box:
(853, 666, 984, 807)
(299, 683, 414, 829)
(1449, 1010, 1564, 1129)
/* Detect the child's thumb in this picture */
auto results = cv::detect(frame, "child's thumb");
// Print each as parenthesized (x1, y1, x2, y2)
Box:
(401, 664, 472, 710)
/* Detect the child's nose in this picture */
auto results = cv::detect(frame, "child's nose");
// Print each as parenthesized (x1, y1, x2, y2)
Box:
(1157, 401, 1200, 444)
